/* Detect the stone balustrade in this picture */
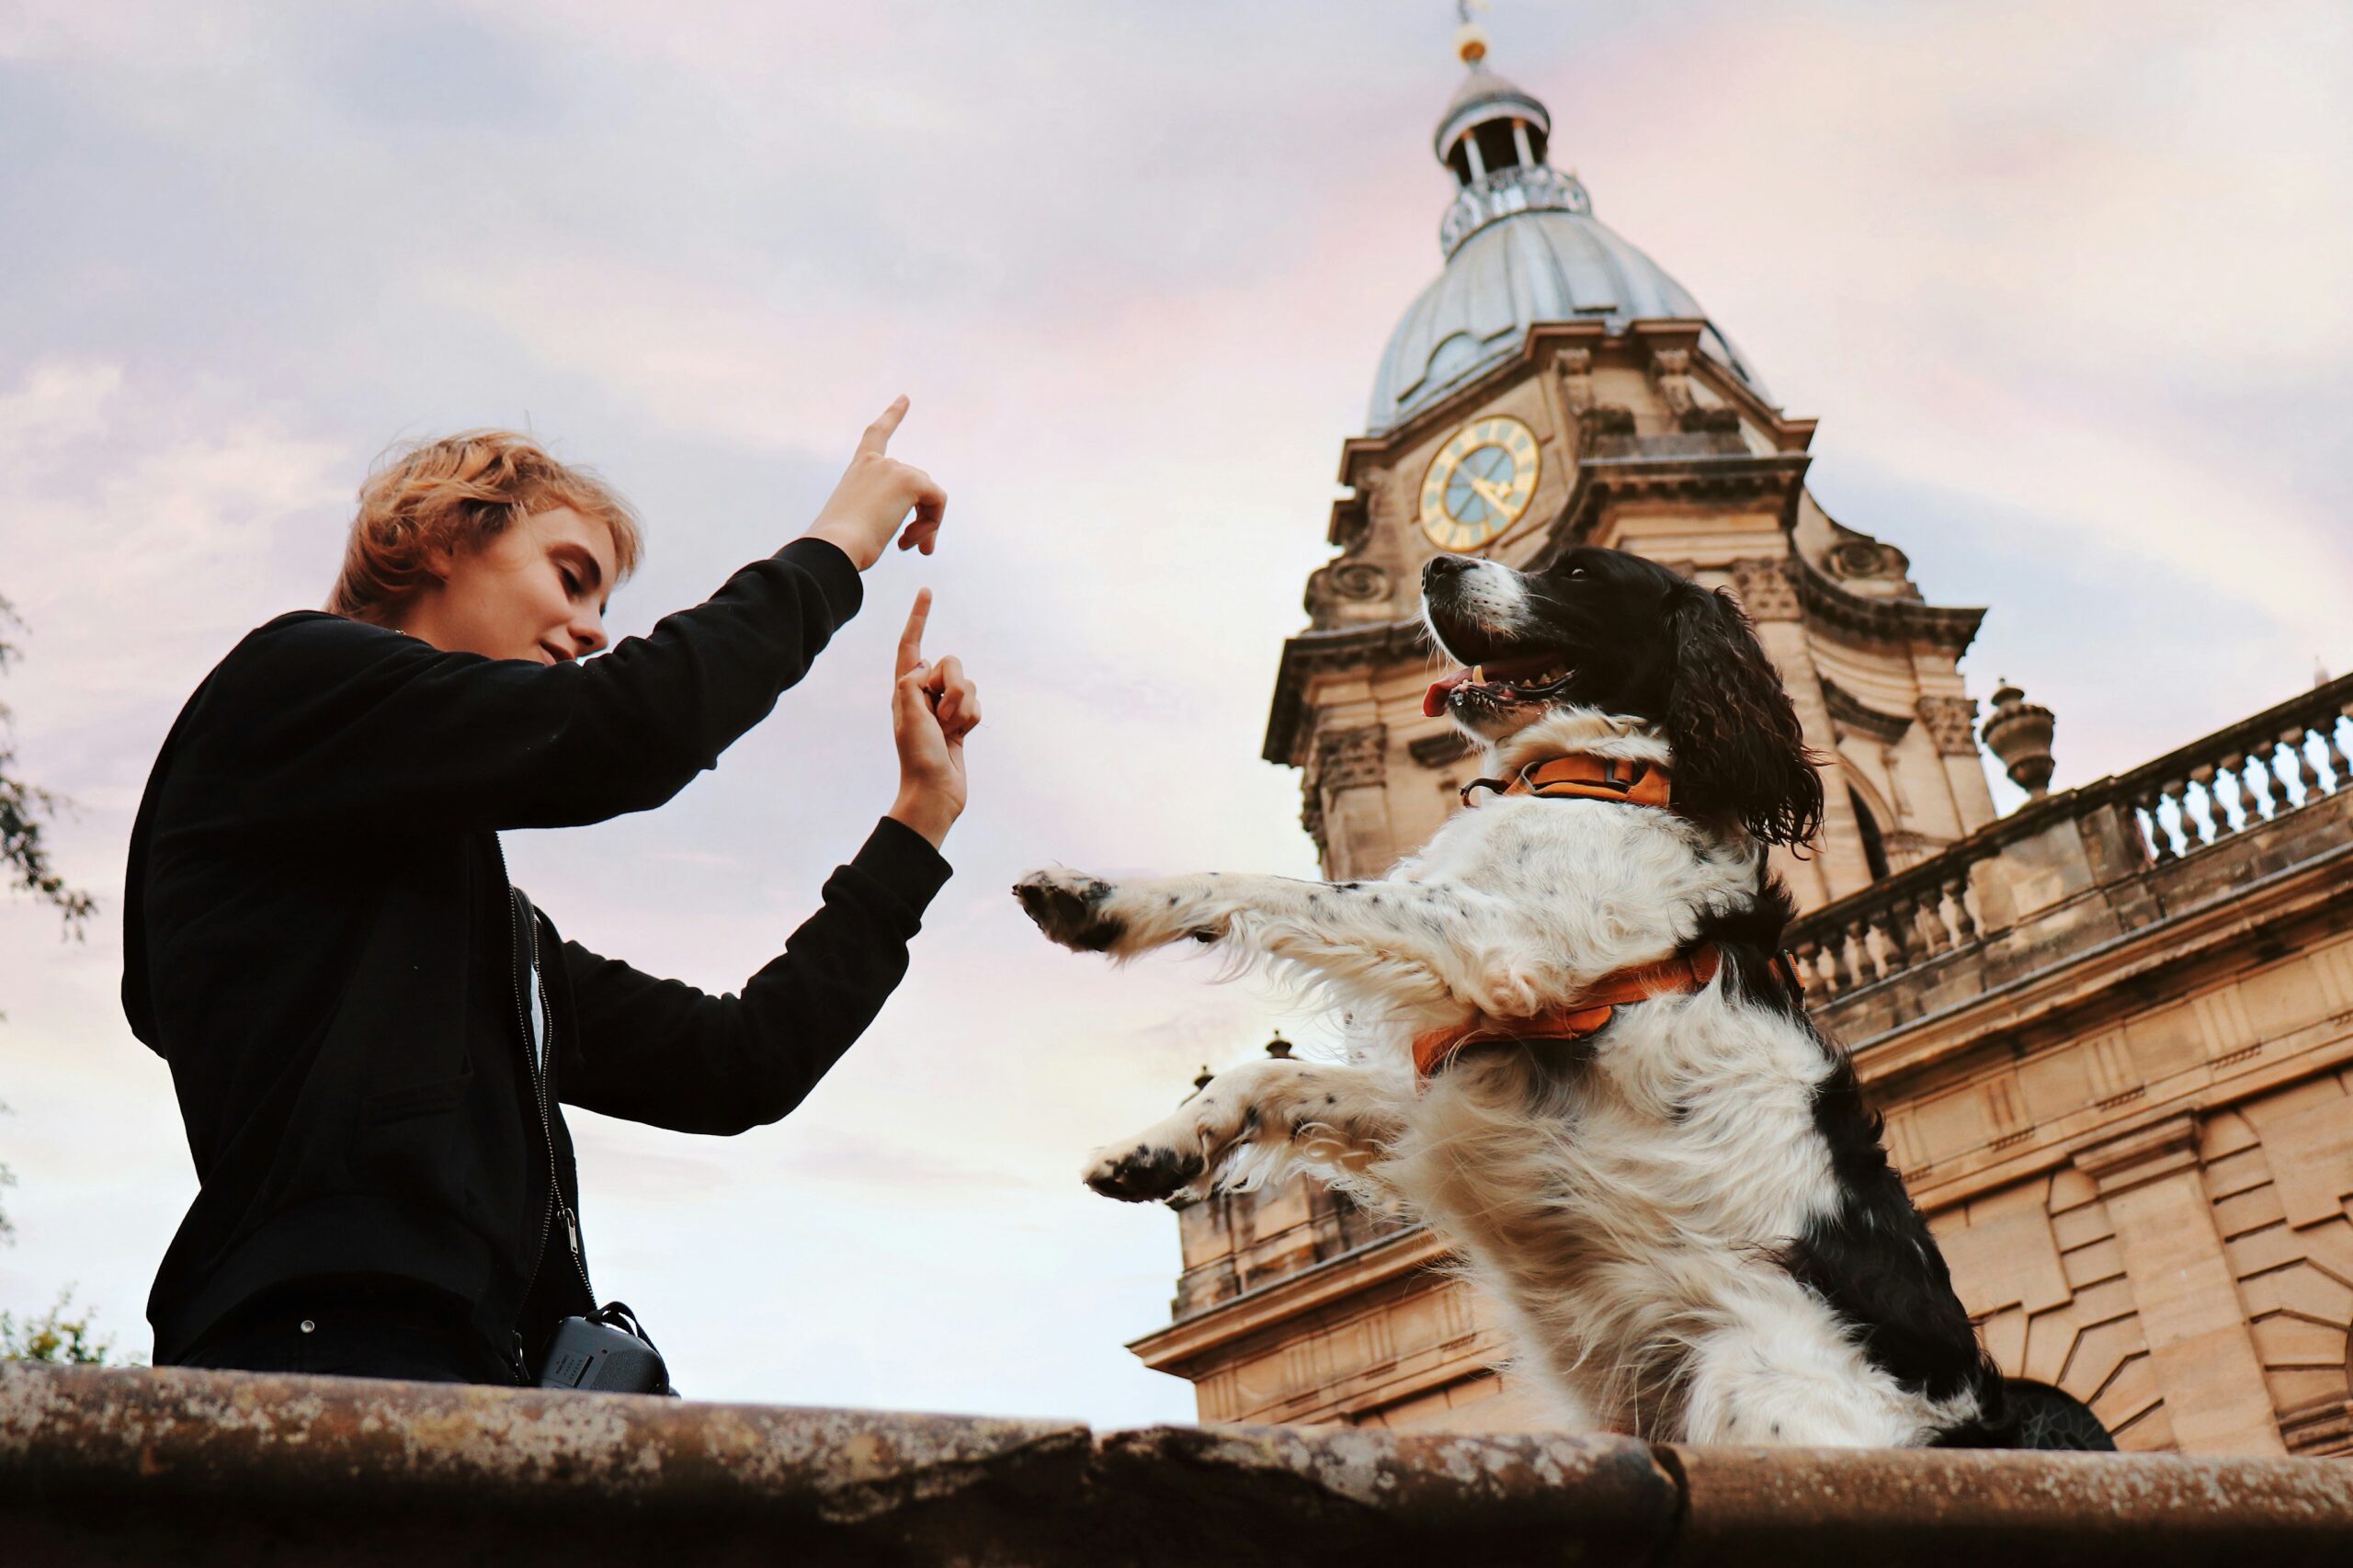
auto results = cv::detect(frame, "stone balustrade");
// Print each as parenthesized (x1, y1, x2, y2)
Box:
(6, 1362, 2352, 1565)
(1790, 674, 2353, 1013)
(2129, 683, 2353, 863)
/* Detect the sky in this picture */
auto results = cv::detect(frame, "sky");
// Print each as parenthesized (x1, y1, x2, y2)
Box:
(1, 0, 2347, 1427)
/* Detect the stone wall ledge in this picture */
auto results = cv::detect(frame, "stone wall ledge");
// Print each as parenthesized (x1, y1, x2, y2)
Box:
(5, 1362, 2350, 1565)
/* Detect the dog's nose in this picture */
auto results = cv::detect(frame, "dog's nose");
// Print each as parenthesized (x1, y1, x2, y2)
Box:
(1423, 555, 1470, 585)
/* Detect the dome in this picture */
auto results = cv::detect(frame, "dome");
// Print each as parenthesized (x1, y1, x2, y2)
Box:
(1368, 206, 1768, 434)
(1368, 61, 1768, 436)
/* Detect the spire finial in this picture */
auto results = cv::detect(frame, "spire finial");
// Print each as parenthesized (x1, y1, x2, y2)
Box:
(1981, 680, 2058, 800)
(1428, 9, 1583, 255)
(1454, 0, 1489, 65)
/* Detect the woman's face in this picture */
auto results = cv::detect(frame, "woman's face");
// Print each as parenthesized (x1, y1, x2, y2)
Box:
(398, 506, 618, 665)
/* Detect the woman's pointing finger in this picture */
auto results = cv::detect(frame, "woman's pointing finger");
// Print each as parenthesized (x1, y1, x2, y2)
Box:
(895, 587, 932, 679)
(859, 394, 910, 458)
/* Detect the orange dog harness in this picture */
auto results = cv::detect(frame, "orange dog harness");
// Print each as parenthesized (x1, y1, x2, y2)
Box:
(1412, 944, 1725, 1079)
(1415, 748, 1802, 1078)
(1458, 752, 1676, 811)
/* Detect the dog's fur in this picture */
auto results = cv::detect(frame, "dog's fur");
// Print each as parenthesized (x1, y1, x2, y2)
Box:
(1016, 546, 2065, 1448)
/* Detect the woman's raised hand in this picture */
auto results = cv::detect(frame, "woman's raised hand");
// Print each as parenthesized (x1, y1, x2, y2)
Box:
(803, 395, 948, 570)
(884, 588, 978, 849)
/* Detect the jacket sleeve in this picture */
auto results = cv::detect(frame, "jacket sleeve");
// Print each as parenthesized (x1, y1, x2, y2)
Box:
(551, 818, 951, 1134)
(199, 539, 862, 834)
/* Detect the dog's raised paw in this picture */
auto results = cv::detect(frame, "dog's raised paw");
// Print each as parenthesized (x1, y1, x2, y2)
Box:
(1012, 869, 1126, 952)
(1083, 1141, 1203, 1203)
(1474, 962, 1545, 1019)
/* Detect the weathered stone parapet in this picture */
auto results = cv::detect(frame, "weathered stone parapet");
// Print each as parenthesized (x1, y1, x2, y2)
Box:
(6, 1363, 2353, 1565)
(1665, 1444, 2353, 1566)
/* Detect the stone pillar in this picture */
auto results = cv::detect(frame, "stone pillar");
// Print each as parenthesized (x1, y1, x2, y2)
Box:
(1917, 694, 1996, 835)
(1734, 556, 1852, 908)
(2073, 1116, 2286, 1455)
(1312, 722, 1392, 881)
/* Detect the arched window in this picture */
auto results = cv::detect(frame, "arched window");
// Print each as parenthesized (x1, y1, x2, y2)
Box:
(1849, 786, 1892, 881)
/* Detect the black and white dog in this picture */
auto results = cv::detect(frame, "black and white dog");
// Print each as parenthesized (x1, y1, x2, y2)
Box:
(1016, 545, 2085, 1448)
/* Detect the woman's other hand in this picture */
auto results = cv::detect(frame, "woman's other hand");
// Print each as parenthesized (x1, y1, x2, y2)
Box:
(885, 589, 976, 848)
(803, 396, 948, 570)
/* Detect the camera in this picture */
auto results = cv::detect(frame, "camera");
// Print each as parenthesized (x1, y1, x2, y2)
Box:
(535, 1302, 675, 1395)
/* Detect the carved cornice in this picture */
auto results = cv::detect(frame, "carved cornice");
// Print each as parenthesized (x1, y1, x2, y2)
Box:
(1789, 550, 1985, 653)
(2070, 1113, 2202, 1199)
(1264, 620, 1434, 765)
(1822, 677, 1914, 745)
(1540, 449, 1816, 559)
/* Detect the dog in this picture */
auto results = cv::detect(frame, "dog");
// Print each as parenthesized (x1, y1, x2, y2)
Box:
(1014, 544, 2078, 1449)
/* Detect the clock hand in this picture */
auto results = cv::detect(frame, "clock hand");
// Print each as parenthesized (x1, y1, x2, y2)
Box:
(1464, 472, 1512, 512)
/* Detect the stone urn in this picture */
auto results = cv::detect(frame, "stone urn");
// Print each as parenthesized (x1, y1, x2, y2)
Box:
(1981, 680, 2057, 798)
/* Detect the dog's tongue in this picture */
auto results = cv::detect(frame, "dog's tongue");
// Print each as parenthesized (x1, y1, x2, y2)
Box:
(1422, 653, 1559, 717)
(1423, 670, 1474, 718)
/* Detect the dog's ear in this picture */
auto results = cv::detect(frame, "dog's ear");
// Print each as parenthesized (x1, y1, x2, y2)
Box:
(1663, 585, 1824, 846)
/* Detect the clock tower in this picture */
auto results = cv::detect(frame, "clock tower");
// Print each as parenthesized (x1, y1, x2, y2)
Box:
(1137, 23, 2353, 1458)
(1269, 31, 1997, 910)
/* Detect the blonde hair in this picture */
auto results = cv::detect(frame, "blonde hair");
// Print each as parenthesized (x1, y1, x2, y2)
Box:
(327, 430, 644, 623)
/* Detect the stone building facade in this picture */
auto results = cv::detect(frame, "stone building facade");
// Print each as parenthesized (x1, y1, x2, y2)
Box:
(1123, 46, 2353, 1459)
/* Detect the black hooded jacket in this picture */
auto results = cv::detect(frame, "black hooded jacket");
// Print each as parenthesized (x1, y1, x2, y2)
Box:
(121, 538, 950, 1367)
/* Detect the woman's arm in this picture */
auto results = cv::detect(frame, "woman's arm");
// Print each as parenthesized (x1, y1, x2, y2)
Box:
(551, 592, 978, 1132)
(204, 539, 863, 834)
(197, 401, 949, 836)
(551, 817, 951, 1133)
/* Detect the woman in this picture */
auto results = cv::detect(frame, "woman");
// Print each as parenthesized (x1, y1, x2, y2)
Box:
(122, 398, 976, 1384)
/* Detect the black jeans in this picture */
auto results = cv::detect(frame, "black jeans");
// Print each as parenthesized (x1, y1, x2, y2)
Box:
(176, 1279, 523, 1387)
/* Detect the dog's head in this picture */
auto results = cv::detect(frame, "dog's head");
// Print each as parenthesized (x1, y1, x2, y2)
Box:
(1420, 546, 1824, 846)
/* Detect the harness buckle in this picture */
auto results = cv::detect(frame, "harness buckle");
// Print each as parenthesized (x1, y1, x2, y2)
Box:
(1459, 776, 1506, 806)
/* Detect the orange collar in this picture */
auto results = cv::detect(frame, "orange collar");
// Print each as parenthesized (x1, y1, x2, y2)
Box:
(1459, 751, 1675, 812)
(1413, 944, 1723, 1079)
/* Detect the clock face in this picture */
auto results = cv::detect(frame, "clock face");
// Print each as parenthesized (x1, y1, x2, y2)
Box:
(1418, 415, 1540, 551)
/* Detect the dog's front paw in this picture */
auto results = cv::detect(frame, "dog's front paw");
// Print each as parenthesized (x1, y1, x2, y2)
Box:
(1472, 963, 1544, 1018)
(1013, 869, 1127, 952)
(1083, 1139, 1205, 1203)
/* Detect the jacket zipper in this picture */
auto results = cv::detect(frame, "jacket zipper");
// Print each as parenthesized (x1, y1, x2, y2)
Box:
(533, 958, 597, 1304)
(493, 836, 595, 1317)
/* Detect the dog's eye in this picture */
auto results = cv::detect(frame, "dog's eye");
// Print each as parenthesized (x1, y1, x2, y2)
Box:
(1565, 565, 1588, 581)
